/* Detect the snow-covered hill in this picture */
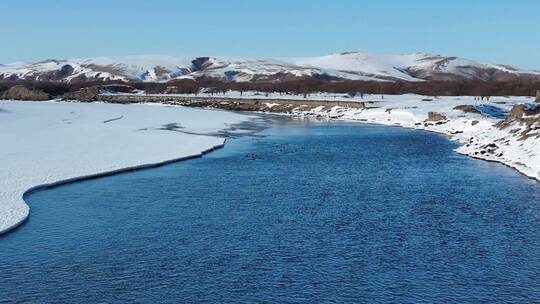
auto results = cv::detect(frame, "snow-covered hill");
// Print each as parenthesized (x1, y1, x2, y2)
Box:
(1, 52, 539, 83)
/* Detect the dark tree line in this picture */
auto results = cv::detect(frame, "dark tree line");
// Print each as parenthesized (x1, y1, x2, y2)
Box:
(1, 78, 540, 98)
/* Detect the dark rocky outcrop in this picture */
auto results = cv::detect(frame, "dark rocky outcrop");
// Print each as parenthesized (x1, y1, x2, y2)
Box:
(425, 111, 447, 122)
(506, 103, 539, 121)
(497, 103, 540, 139)
(0, 85, 51, 101)
(453, 104, 481, 114)
(93, 94, 365, 113)
(38, 64, 74, 81)
(61, 84, 136, 102)
(61, 86, 101, 102)
(191, 57, 212, 72)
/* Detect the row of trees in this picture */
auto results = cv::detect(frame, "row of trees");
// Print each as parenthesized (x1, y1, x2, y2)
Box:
(203, 79, 540, 97)
(2, 78, 540, 97)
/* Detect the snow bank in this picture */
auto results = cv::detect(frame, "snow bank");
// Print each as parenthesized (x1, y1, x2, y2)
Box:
(0, 101, 253, 235)
(292, 94, 540, 181)
(107, 91, 540, 181)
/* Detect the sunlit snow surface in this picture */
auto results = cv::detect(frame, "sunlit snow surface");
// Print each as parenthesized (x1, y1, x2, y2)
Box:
(0, 101, 253, 234)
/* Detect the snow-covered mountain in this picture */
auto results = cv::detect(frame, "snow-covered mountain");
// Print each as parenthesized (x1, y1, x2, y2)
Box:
(1, 52, 539, 83)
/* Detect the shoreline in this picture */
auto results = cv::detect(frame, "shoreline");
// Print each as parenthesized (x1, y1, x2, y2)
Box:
(336, 117, 540, 183)
(10, 114, 537, 236)
(1, 96, 538, 235)
(1, 143, 225, 237)
(0, 101, 256, 236)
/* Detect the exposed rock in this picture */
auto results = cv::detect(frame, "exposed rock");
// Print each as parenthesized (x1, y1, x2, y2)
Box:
(153, 66, 171, 78)
(504, 104, 540, 123)
(93, 94, 365, 113)
(81, 64, 127, 80)
(191, 57, 211, 72)
(497, 103, 540, 139)
(536, 90, 540, 103)
(62, 86, 101, 102)
(425, 111, 447, 122)
(62, 84, 136, 102)
(38, 64, 74, 81)
(453, 104, 481, 114)
(0, 85, 51, 101)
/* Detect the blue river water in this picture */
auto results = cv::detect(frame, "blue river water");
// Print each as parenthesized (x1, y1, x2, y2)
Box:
(1, 122, 539, 303)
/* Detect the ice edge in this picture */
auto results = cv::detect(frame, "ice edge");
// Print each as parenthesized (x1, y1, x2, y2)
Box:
(0, 141, 226, 237)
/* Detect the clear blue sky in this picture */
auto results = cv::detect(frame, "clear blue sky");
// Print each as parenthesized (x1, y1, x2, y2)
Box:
(1, 0, 539, 68)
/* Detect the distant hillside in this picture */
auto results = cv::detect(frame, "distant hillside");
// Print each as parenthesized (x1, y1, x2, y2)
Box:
(1, 52, 540, 83)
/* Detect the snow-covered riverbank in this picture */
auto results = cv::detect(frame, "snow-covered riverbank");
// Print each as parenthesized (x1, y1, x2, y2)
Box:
(106, 91, 540, 181)
(1, 94, 538, 235)
(291, 94, 540, 181)
(121, 91, 539, 181)
(0, 101, 253, 235)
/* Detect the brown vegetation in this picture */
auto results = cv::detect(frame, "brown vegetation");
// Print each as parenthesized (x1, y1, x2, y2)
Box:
(1, 79, 540, 100)
(425, 112, 447, 122)
(453, 105, 481, 114)
(0, 85, 50, 101)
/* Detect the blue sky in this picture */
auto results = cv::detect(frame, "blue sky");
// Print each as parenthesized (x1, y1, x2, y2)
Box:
(1, 0, 539, 68)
